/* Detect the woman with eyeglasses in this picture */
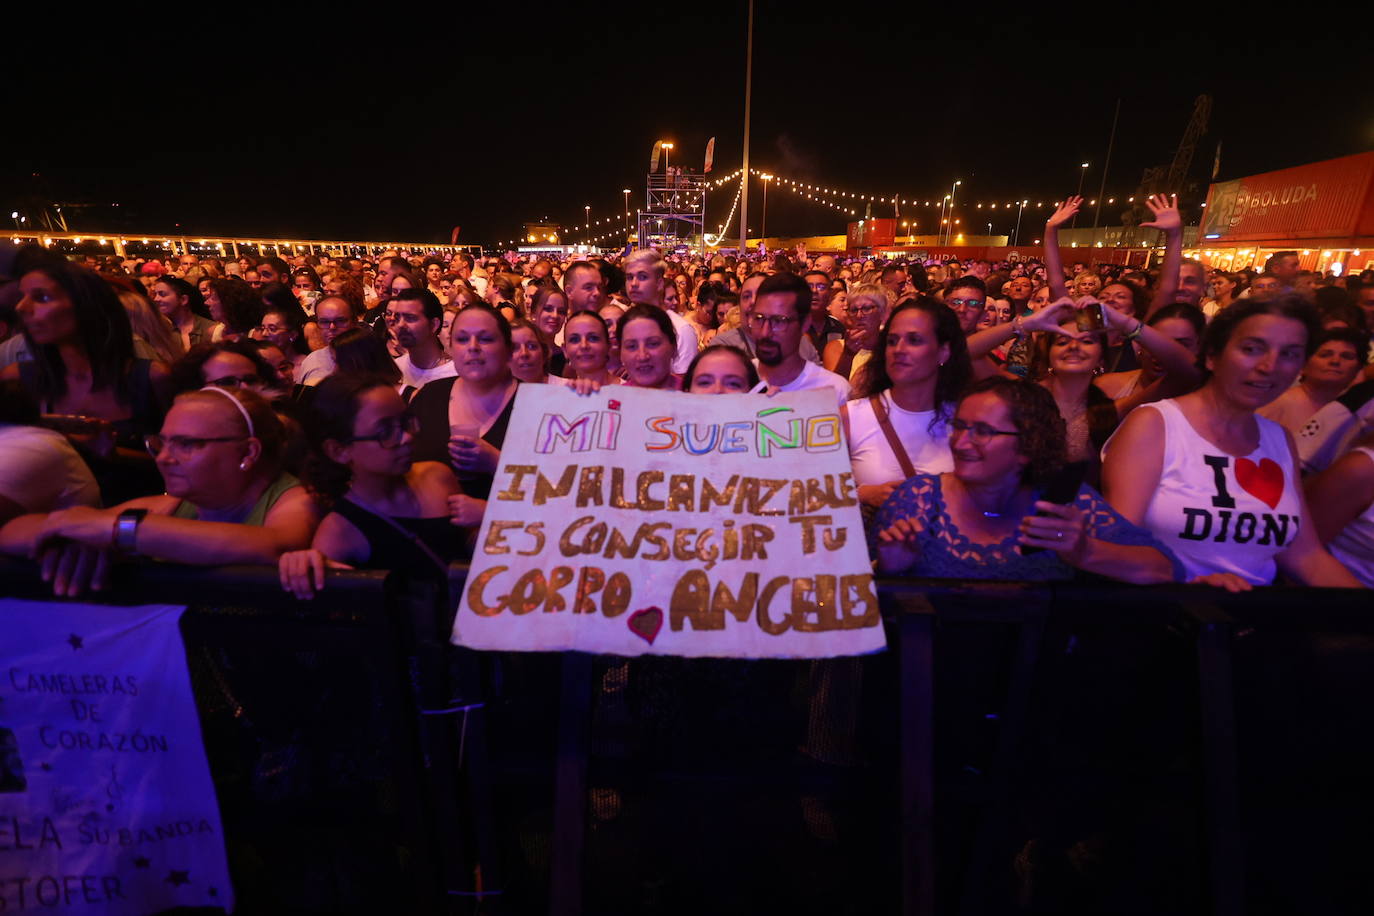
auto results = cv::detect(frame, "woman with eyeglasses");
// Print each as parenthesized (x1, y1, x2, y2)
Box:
(170, 341, 287, 397)
(874, 377, 1180, 582)
(255, 307, 311, 379)
(278, 374, 465, 598)
(1, 387, 321, 594)
(823, 283, 886, 381)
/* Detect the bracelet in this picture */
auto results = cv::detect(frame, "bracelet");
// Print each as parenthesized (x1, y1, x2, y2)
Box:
(114, 509, 148, 555)
(1123, 320, 1144, 342)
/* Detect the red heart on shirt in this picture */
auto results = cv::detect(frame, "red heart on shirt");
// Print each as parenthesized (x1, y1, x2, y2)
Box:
(1234, 457, 1285, 510)
(627, 607, 663, 645)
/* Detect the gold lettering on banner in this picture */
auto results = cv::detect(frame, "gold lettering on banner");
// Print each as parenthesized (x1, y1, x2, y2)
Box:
(533, 465, 578, 505)
(483, 520, 522, 555)
(517, 522, 545, 556)
(700, 475, 739, 510)
(670, 570, 716, 631)
(467, 566, 507, 615)
(577, 466, 605, 506)
(756, 576, 792, 634)
(497, 465, 537, 501)
(667, 474, 696, 512)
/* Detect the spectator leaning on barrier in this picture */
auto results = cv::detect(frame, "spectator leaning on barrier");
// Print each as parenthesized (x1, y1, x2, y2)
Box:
(0, 386, 320, 595)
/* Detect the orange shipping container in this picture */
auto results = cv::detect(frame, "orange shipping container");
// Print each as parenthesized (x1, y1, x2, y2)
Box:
(1200, 151, 1374, 244)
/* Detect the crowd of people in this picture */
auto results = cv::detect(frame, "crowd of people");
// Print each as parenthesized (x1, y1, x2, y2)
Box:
(2, 191, 1373, 597)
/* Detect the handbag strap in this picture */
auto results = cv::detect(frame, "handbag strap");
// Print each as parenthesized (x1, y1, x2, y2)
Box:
(870, 394, 918, 480)
(343, 497, 448, 573)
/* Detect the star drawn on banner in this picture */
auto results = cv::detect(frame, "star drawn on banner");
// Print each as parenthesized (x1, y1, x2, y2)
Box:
(67, 634, 84, 650)
(40, 763, 52, 772)
(209, 887, 219, 898)
(165, 870, 190, 887)
(133, 856, 150, 869)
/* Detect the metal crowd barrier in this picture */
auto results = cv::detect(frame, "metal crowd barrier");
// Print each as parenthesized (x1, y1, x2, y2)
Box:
(2, 559, 1370, 915)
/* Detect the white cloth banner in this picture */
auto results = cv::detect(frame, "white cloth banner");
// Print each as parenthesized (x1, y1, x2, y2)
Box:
(454, 385, 886, 658)
(0, 600, 234, 913)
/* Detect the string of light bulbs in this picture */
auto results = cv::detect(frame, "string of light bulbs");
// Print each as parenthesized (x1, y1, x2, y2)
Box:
(745, 168, 1144, 215)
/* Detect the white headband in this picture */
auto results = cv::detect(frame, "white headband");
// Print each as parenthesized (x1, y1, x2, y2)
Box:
(197, 386, 256, 438)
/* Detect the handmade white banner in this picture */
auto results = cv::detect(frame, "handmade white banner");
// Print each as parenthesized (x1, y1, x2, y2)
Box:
(454, 385, 885, 658)
(0, 600, 234, 913)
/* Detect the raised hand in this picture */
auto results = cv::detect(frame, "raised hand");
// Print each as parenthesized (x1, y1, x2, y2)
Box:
(1141, 193, 1182, 233)
(1045, 196, 1083, 230)
(1021, 297, 1078, 334)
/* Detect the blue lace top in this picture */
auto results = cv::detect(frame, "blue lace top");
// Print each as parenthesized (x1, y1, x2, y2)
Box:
(872, 474, 1184, 582)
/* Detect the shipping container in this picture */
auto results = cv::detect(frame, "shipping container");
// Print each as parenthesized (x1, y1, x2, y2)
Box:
(1200, 151, 1374, 244)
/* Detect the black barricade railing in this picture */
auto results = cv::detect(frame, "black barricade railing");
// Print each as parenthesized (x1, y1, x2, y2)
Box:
(3, 559, 1371, 915)
(0, 559, 465, 914)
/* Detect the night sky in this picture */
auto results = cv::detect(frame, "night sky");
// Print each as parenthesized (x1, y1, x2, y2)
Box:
(10, 9, 1371, 249)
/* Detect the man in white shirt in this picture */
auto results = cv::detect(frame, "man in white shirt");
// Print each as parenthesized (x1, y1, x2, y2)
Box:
(749, 273, 851, 407)
(387, 289, 457, 389)
(623, 249, 698, 374)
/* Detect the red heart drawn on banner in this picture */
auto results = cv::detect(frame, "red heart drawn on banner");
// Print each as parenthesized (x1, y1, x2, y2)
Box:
(607, 399, 621, 411)
(627, 607, 663, 644)
(1235, 457, 1285, 510)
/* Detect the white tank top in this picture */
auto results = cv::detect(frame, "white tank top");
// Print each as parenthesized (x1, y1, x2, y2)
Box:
(1328, 447, 1374, 588)
(1127, 398, 1303, 585)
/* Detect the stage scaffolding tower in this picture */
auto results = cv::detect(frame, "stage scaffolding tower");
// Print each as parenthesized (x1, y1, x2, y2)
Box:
(635, 169, 706, 252)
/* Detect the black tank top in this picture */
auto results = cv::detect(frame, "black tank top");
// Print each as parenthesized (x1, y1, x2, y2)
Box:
(331, 498, 461, 577)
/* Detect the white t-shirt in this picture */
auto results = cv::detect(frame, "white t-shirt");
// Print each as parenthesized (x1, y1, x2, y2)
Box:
(298, 347, 337, 386)
(846, 392, 953, 486)
(1328, 447, 1374, 588)
(0, 425, 101, 512)
(758, 359, 852, 408)
(665, 309, 699, 375)
(395, 352, 458, 390)
(1292, 380, 1374, 475)
(1112, 398, 1303, 585)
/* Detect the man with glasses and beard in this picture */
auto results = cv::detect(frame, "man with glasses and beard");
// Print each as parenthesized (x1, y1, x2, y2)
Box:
(749, 273, 851, 407)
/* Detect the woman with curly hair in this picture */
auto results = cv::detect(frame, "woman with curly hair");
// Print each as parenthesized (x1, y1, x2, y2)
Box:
(205, 277, 263, 342)
(874, 377, 1180, 582)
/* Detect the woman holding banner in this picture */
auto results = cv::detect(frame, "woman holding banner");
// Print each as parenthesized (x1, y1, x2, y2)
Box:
(617, 305, 680, 390)
(874, 377, 1180, 583)
(560, 311, 622, 388)
(278, 374, 466, 598)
